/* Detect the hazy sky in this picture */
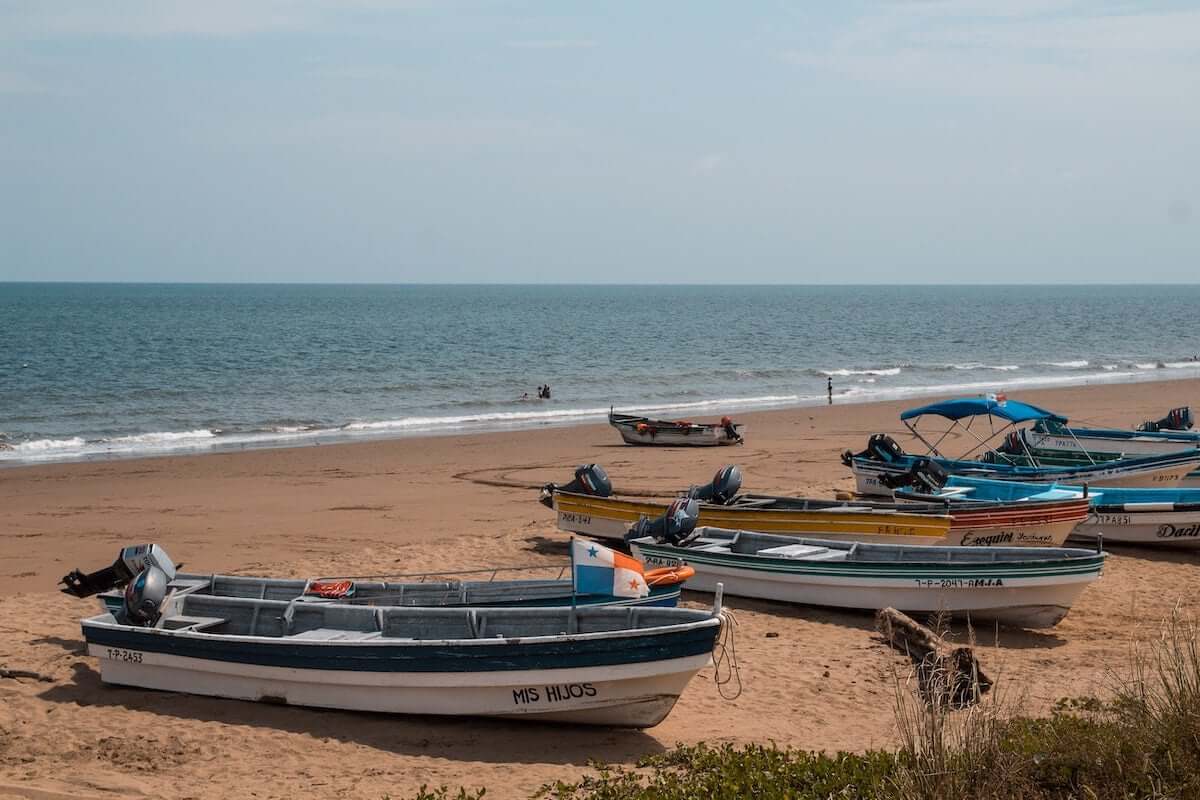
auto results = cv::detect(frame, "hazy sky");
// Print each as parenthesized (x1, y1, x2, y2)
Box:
(1, 1, 1197, 283)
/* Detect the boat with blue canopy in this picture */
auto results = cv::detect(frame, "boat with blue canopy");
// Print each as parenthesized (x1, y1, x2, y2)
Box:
(843, 394, 1200, 496)
(999, 406, 1200, 487)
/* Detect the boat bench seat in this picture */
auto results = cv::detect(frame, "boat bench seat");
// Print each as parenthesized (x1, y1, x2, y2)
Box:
(757, 544, 847, 561)
(286, 628, 383, 641)
(161, 615, 228, 632)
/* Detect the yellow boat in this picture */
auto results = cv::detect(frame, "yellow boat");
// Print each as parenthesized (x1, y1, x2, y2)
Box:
(545, 489, 954, 545)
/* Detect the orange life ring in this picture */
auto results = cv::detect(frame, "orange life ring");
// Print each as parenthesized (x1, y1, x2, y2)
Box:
(643, 564, 696, 587)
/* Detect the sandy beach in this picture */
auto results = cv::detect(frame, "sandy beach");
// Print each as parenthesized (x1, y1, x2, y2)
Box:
(2, 378, 1198, 800)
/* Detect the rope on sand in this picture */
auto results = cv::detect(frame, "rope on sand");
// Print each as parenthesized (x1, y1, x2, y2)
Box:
(712, 610, 743, 701)
(452, 465, 675, 497)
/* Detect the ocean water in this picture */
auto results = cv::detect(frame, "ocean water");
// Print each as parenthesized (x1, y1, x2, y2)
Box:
(2, 283, 1199, 464)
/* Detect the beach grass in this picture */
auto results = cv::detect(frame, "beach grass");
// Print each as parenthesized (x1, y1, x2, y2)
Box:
(406, 608, 1200, 800)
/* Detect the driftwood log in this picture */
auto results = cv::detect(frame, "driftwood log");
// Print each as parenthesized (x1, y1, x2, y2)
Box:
(876, 607, 992, 707)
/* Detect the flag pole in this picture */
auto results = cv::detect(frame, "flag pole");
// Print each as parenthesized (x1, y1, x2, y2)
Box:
(569, 536, 577, 610)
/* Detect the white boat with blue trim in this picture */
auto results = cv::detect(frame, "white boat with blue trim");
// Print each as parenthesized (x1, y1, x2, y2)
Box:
(80, 589, 725, 727)
(629, 527, 1104, 629)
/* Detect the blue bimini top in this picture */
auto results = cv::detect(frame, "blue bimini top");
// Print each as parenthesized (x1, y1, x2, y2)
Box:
(900, 397, 1068, 425)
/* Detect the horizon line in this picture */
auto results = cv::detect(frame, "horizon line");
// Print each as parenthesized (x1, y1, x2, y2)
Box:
(4, 280, 1200, 288)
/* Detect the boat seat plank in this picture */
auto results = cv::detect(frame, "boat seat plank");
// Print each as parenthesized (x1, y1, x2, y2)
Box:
(757, 543, 847, 561)
(161, 615, 227, 632)
(286, 628, 383, 641)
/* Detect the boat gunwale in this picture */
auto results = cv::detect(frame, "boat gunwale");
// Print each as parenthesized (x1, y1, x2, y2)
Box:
(80, 602, 724, 649)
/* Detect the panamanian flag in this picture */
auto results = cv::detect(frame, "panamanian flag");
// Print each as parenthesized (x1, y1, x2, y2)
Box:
(572, 539, 650, 599)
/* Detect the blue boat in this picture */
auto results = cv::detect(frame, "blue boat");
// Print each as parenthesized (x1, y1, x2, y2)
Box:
(844, 395, 1200, 496)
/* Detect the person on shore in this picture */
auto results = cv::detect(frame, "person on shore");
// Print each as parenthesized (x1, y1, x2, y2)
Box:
(827, 376, 833, 405)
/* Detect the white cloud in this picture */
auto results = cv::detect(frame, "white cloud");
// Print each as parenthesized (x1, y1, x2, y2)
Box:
(779, 3, 1200, 102)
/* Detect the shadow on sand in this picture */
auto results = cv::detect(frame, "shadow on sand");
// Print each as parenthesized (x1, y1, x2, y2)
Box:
(1097, 542, 1200, 566)
(40, 662, 669, 766)
(687, 591, 1068, 650)
(522, 535, 571, 557)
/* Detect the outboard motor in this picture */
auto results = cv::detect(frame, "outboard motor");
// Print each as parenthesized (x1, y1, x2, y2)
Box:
(843, 434, 906, 467)
(1138, 407, 1194, 432)
(867, 434, 905, 463)
(879, 457, 950, 492)
(687, 465, 743, 505)
(121, 565, 169, 626)
(624, 497, 700, 546)
(539, 463, 613, 508)
(60, 544, 177, 598)
(999, 430, 1023, 454)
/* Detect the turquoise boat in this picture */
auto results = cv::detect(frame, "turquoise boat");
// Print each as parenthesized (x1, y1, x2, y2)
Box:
(845, 396, 1200, 496)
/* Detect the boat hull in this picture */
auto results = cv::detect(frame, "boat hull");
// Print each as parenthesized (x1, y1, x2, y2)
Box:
(929, 475, 1200, 549)
(631, 541, 1102, 629)
(88, 644, 709, 727)
(1072, 510, 1200, 547)
(613, 425, 735, 447)
(82, 611, 722, 728)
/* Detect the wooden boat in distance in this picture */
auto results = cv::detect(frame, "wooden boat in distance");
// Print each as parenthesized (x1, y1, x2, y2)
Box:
(608, 410, 743, 446)
(629, 527, 1105, 629)
(79, 592, 725, 727)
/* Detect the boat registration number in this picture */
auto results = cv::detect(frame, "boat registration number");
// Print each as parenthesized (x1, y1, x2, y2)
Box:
(559, 512, 592, 525)
(1091, 514, 1131, 525)
(913, 578, 1004, 589)
(105, 648, 144, 663)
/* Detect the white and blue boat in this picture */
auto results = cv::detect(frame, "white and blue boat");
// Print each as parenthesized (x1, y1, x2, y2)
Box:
(72, 543, 721, 727)
(81, 596, 724, 727)
(844, 396, 1200, 496)
(629, 526, 1104, 629)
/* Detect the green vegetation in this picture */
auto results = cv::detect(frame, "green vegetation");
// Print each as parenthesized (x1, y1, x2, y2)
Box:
(408, 610, 1200, 800)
